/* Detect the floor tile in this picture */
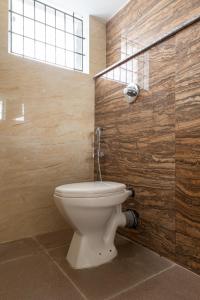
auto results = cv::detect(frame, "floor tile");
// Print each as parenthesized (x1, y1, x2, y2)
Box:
(0, 252, 83, 300)
(0, 238, 41, 263)
(49, 235, 173, 300)
(112, 265, 200, 300)
(35, 228, 73, 250)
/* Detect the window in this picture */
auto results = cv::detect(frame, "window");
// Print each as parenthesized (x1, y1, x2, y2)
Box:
(8, 0, 86, 72)
(0, 100, 4, 121)
(103, 36, 149, 90)
(120, 36, 139, 84)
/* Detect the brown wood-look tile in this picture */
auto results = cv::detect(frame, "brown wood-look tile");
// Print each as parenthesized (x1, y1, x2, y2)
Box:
(112, 265, 200, 300)
(0, 253, 83, 300)
(48, 236, 173, 300)
(106, 0, 200, 66)
(95, 39, 176, 260)
(175, 22, 200, 274)
(0, 238, 41, 263)
(96, 17, 200, 275)
(35, 228, 73, 250)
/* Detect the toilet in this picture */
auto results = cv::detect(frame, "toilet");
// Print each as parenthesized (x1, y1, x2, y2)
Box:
(54, 181, 133, 269)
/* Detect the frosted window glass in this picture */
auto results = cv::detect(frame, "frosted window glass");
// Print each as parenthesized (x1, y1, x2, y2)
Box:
(75, 37, 82, 53)
(74, 19, 82, 36)
(56, 11, 64, 30)
(24, 18, 34, 38)
(121, 68, 127, 83)
(66, 15, 73, 33)
(24, 0, 34, 18)
(46, 45, 55, 63)
(75, 53, 82, 70)
(46, 7, 55, 26)
(24, 37, 34, 57)
(35, 2, 45, 22)
(35, 22, 45, 42)
(9, 0, 85, 72)
(12, 13, 23, 35)
(56, 30, 65, 48)
(46, 26, 55, 45)
(12, 33, 23, 55)
(35, 41, 45, 60)
(12, 0, 23, 14)
(56, 48, 65, 66)
(66, 51, 74, 68)
(66, 33, 74, 51)
(114, 68, 120, 81)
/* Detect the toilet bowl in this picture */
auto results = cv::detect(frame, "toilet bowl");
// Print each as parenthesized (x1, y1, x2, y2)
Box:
(54, 181, 132, 269)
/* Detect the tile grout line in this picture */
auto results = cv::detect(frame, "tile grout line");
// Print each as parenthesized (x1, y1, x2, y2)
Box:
(0, 238, 68, 265)
(104, 264, 176, 300)
(39, 244, 71, 251)
(117, 233, 200, 278)
(173, 262, 200, 279)
(0, 252, 40, 265)
(32, 237, 88, 300)
(117, 233, 172, 262)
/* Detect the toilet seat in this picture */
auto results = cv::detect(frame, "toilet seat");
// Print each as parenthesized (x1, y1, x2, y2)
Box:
(54, 181, 126, 198)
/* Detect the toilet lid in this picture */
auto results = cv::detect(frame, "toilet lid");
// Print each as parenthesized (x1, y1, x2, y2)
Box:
(54, 181, 126, 198)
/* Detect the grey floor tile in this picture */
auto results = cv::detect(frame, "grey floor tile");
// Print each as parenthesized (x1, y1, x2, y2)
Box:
(0, 252, 84, 300)
(48, 235, 173, 300)
(111, 265, 200, 300)
(35, 228, 73, 250)
(0, 238, 41, 263)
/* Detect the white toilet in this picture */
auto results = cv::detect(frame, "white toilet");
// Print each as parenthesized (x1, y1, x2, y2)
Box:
(54, 181, 133, 269)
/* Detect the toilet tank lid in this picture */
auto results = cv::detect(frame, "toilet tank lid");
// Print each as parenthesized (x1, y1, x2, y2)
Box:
(55, 181, 126, 197)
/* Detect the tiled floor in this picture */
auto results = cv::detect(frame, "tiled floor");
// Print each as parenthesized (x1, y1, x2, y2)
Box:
(0, 230, 200, 300)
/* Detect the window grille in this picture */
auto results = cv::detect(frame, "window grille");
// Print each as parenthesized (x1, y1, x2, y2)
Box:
(8, 0, 85, 72)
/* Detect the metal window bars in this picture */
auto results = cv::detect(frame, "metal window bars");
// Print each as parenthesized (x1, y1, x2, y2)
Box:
(8, 0, 85, 72)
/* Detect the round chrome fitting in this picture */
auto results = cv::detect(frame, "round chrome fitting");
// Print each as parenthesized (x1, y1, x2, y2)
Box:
(123, 83, 140, 104)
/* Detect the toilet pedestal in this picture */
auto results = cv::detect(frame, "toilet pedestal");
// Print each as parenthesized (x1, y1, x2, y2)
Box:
(67, 232, 117, 269)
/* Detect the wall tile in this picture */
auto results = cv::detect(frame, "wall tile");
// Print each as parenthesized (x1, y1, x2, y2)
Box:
(0, 1, 106, 241)
(106, 0, 200, 66)
(175, 22, 200, 274)
(96, 3, 200, 274)
(95, 39, 176, 259)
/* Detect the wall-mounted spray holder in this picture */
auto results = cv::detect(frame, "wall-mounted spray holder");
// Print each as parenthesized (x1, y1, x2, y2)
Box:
(123, 83, 140, 104)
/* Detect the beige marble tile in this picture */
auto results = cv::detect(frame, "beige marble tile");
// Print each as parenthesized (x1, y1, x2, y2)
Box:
(90, 16, 106, 75)
(0, 0, 106, 241)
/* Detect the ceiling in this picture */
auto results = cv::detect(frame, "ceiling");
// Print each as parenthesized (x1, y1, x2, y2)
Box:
(44, 0, 129, 21)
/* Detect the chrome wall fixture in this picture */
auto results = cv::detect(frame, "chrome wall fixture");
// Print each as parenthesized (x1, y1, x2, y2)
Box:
(123, 83, 140, 103)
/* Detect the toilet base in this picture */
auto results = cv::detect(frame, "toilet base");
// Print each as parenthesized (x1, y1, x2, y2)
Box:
(66, 232, 117, 269)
